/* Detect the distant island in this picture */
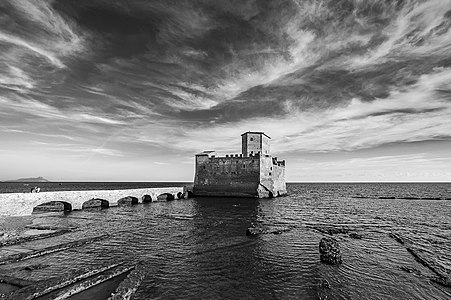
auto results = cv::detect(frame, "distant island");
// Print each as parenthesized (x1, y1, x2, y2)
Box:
(4, 176, 50, 182)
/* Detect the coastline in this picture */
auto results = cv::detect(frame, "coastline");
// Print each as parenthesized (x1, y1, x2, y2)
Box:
(0, 187, 185, 217)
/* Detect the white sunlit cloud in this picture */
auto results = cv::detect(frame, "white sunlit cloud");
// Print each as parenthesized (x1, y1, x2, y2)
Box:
(153, 66, 451, 155)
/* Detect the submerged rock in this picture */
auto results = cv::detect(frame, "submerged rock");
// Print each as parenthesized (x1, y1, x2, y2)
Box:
(24, 264, 48, 271)
(319, 238, 342, 265)
(431, 275, 451, 287)
(312, 225, 349, 235)
(349, 232, 363, 239)
(246, 224, 265, 236)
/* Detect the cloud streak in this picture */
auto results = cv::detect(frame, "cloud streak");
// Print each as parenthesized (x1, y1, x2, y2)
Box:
(0, 0, 450, 181)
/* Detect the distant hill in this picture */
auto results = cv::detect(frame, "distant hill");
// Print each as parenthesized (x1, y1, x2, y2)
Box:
(4, 176, 50, 182)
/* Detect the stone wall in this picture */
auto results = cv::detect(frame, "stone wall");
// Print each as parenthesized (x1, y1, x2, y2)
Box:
(194, 154, 286, 198)
(272, 165, 287, 196)
(259, 155, 273, 196)
(194, 156, 261, 197)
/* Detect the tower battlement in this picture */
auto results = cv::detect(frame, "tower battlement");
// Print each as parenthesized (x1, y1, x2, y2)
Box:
(193, 132, 287, 198)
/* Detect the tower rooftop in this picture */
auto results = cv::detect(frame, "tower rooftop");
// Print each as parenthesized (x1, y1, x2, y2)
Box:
(240, 131, 271, 139)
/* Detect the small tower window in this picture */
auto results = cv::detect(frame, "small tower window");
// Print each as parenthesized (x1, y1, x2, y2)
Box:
(250, 137, 253, 141)
(243, 164, 246, 168)
(269, 172, 272, 176)
(203, 166, 206, 169)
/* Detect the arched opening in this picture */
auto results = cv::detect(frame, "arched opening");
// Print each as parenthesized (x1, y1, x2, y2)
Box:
(142, 194, 152, 203)
(118, 196, 138, 207)
(32, 201, 72, 214)
(157, 193, 175, 201)
(82, 198, 109, 210)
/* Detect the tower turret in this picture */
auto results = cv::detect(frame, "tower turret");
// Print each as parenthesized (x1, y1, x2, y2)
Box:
(241, 132, 271, 157)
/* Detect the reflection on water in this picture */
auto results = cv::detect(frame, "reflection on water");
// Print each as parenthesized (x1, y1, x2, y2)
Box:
(1, 183, 450, 299)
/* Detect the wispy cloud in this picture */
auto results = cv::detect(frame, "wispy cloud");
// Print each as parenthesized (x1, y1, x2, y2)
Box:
(1, 0, 450, 181)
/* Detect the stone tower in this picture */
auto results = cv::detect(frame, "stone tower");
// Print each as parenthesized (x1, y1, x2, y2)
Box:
(193, 132, 286, 198)
(241, 132, 271, 157)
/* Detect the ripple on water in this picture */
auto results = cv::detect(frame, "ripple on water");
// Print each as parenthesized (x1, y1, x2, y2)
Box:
(0, 183, 450, 299)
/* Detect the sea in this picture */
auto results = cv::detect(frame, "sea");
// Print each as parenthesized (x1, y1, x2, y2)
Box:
(0, 182, 450, 299)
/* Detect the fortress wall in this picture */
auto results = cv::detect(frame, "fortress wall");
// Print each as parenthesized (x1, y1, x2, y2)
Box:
(259, 156, 274, 193)
(194, 156, 260, 197)
(259, 156, 287, 197)
(272, 165, 287, 196)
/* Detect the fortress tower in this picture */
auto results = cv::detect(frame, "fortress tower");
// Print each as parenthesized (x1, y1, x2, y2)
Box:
(241, 132, 270, 157)
(193, 132, 287, 198)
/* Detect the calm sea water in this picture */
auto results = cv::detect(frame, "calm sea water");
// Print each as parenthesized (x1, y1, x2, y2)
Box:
(0, 183, 450, 299)
(0, 182, 192, 194)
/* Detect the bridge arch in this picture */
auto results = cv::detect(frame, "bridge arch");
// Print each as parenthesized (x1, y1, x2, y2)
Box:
(157, 193, 175, 201)
(82, 198, 109, 210)
(142, 194, 152, 203)
(118, 196, 138, 206)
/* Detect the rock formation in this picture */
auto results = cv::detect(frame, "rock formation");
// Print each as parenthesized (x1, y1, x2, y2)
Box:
(319, 237, 342, 265)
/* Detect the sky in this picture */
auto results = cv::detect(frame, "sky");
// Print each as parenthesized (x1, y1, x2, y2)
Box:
(0, 0, 450, 182)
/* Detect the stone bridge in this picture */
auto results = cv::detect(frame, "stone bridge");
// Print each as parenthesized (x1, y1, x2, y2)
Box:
(0, 187, 188, 216)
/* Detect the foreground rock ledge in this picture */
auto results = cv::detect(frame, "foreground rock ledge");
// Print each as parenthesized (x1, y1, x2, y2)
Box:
(319, 237, 342, 265)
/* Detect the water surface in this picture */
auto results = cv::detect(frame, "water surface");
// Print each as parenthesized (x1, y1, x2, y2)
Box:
(1, 183, 450, 299)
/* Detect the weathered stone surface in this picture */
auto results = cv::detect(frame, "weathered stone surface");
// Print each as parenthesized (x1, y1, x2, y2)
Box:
(9, 262, 130, 300)
(82, 198, 109, 210)
(0, 230, 69, 247)
(141, 194, 152, 203)
(32, 201, 72, 214)
(157, 193, 174, 201)
(108, 263, 146, 300)
(319, 238, 342, 265)
(0, 235, 108, 265)
(117, 196, 138, 207)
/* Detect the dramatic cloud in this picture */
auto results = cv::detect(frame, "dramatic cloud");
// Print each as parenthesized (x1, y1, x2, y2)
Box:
(0, 0, 450, 181)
